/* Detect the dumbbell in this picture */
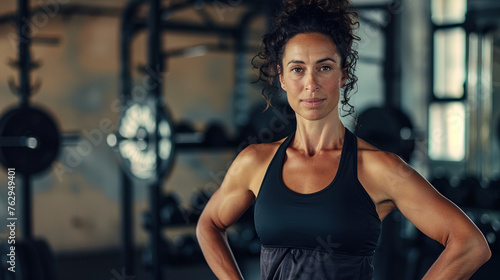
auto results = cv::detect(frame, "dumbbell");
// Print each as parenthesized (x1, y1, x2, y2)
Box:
(172, 234, 203, 263)
(487, 178, 500, 210)
(203, 121, 231, 148)
(142, 193, 187, 229)
(475, 214, 499, 255)
(447, 175, 479, 208)
(236, 99, 296, 149)
(142, 237, 176, 268)
(227, 224, 260, 256)
(473, 178, 500, 209)
(190, 188, 213, 218)
(174, 120, 204, 149)
(492, 218, 500, 255)
(159, 193, 186, 224)
(429, 175, 451, 199)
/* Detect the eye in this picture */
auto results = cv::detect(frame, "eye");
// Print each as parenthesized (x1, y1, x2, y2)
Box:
(291, 67, 303, 73)
(320, 65, 331, 71)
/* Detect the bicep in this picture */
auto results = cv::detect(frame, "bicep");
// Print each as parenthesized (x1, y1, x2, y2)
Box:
(198, 147, 258, 231)
(201, 183, 255, 231)
(380, 155, 478, 246)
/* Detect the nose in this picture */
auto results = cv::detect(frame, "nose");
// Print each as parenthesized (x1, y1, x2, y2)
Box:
(305, 71, 320, 92)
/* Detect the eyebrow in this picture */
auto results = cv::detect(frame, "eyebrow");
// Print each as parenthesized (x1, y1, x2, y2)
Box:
(286, 57, 337, 66)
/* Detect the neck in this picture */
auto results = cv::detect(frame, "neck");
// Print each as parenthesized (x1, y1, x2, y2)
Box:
(292, 112, 345, 156)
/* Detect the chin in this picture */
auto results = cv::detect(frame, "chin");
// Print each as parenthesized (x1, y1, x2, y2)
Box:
(296, 112, 328, 121)
(296, 108, 338, 121)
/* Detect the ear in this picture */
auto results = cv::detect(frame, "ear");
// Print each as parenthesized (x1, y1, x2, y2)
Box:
(278, 65, 286, 91)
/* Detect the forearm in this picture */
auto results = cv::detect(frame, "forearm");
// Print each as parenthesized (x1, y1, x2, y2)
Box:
(422, 238, 491, 280)
(196, 220, 244, 280)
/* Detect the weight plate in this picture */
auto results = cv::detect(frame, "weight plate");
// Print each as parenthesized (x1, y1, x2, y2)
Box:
(117, 98, 175, 180)
(355, 107, 415, 162)
(0, 106, 60, 175)
(237, 99, 296, 149)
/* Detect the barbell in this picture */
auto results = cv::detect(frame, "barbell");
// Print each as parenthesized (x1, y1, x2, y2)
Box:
(113, 98, 175, 181)
(0, 106, 60, 175)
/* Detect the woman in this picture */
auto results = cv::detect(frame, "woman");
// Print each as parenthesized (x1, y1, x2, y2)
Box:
(196, 0, 491, 279)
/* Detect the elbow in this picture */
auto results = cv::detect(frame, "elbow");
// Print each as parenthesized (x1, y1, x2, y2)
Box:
(195, 212, 224, 244)
(446, 230, 492, 268)
(195, 214, 208, 242)
(473, 240, 491, 265)
(464, 233, 492, 266)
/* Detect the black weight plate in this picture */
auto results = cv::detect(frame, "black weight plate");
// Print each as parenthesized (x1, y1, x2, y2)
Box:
(117, 98, 175, 181)
(355, 106, 415, 162)
(237, 99, 296, 149)
(33, 239, 59, 280)
(0, 106, 60, 174)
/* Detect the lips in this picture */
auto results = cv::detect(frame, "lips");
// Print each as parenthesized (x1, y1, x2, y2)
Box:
(301, 98, 325, 107)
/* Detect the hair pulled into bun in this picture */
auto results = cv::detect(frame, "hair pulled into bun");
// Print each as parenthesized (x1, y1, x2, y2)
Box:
(283, 0, 351, 14)
(254, 0, 360, 115)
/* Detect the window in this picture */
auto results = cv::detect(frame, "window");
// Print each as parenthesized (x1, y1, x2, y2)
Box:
(432, 0, 467, 25)
(429, 0, 467, 162)
(433, 28, 466, 99)
(428, 102, 465, 161)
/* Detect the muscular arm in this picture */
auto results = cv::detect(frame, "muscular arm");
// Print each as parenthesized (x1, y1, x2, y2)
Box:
(361, 151, 491, 280)
(196, 145, 263, 280)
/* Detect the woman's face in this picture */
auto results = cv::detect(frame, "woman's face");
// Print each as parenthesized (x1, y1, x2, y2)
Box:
(279, 32, 346, 121)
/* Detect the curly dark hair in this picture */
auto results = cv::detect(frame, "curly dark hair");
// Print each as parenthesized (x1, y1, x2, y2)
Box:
(253, 0, 360, 116)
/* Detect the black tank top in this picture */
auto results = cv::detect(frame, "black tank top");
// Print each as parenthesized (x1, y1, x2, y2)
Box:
(254, 128, 381, 279)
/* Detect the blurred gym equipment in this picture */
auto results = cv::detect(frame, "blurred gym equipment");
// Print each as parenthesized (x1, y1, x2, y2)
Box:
(236, 98, 296, 149)
(115, 97, 175, 181)
(0, 106, 60, 175)
(0, 1, 60, 279)
(356, 106, 415, 163)
(203, 121, 232, 148)
(141, 193, 187, 229)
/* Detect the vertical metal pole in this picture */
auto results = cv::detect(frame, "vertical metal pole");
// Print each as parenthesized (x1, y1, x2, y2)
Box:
(119, 1, 145, 276)
(147, 0, 163, 279)
(383, 1, 402, 109)
(22, 173, 32, 240)
(18, 0, 32, 241)
(121, 169, 134, 276)
(18, 0, 31, 107)
(234, 26, 249, 132)
(234, 11, 257, 135)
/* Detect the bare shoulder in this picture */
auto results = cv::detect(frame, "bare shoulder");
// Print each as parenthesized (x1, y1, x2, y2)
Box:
(227, 139, 284, 196)
(232, 140, 283, 171)
(356, 136, 415, 211)
(356, 136, 409, 170)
